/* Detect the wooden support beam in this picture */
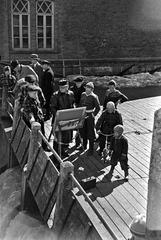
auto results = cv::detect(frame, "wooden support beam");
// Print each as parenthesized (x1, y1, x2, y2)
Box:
(21, 121, 42, 211)
(53, 161, 74, 236)
(146, 108, 161, 239)
(1, 84, 8, 118)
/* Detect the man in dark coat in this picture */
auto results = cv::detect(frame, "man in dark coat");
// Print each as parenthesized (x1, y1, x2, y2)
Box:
(50, 79, 75, 158)
(41, 60, 55, 121)
(30, 54, 44, 88)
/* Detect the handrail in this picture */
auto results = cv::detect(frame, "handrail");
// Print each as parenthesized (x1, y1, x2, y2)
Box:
(39, 130, 118, 240)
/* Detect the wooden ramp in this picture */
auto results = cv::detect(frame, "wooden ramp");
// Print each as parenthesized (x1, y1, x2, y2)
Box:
(45, 96, 161, 240)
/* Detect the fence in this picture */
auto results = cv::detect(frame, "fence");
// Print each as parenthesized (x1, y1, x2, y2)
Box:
(0, 82, 117, 240)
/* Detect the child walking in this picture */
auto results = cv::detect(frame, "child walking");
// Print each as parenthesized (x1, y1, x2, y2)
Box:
(108, 124, 129, 179)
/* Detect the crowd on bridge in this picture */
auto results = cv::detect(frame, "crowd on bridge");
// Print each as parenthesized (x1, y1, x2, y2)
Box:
(0, 54, 129, 179)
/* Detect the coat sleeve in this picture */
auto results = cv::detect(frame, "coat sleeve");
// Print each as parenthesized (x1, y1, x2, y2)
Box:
(93, 95, 101, 116)
(121, 137, 128, 159)
(95, 112, 104, 131)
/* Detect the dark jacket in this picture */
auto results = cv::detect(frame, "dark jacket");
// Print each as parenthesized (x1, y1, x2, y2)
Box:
(50, 90, 75, 121)
(110, 135, 128, 162)
(103, 89, 128, 109)
(41, 68, 54, 100)
(70, 83, 86, 107)
(96, 109, 123, 134)
(80, 92, 100, 116)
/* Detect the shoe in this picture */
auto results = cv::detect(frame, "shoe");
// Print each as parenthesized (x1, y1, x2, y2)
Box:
(124, 170, 129, 179)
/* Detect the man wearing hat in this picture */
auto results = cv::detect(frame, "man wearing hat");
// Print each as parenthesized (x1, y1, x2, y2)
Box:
(41, 60, 55, 121)
(79, 82, 100, 156)
(10, 59, 39, 85)
(50, 79, 75, 158)
(30, 54, 44, 88)
(103, 79, 128, 110)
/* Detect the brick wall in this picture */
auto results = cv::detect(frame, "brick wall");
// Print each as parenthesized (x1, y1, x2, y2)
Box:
(1, 0, 161, 63)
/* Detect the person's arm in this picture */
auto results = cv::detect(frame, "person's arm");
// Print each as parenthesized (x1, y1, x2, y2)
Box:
(50, 93, 58, 122)
(95, 113, 104, 131)
(93, 95, 101, 116)
(121, 137, 128, 160)
(119, 92, 128, 103)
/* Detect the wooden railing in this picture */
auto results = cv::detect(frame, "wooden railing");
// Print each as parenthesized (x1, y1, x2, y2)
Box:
(0, 84, 118, 240)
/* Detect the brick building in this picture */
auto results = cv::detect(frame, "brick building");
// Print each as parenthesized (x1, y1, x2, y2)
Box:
(1, 0, 161, 75)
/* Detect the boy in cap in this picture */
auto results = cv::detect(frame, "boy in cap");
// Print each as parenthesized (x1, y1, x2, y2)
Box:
(103, 80, 128, 110)
(10, 59, 39, 85)
(30, 54, 44, 88)
(79, 82, 100, 155)
(108, 124, 129, 179)
(50, 79, 75, 158)
(41, 60, 55, 121)
(96, 101, 123, 156)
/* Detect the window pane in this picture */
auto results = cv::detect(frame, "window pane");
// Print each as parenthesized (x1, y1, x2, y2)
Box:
(46, 16, 51, 26)
(23, 38, 28, 48)
(22, 15, 28, 26)
(13, 15, 19, 26)
(46, 27, 51, 37)
(38, 38, 43, 48)
(14, 38, 20, 48)
(13, 27, 20, 37)
(38, 27, 43, 37)
(38, 16, 43, 26)
(46, 38, 51, 48)
(22, 27, 28, 37)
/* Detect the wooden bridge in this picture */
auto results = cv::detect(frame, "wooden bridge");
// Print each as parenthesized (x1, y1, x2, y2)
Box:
(0, 82, 161, 240)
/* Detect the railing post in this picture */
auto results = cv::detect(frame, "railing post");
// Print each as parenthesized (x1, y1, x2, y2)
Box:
(21, 121, 42, 210)
(146, 108, 161, 239)
(12, 99, 20, 135)
(53, 161, 74, 236)
(1, 84, 8, 118)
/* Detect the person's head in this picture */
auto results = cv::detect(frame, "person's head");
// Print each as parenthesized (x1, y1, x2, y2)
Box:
(3, 66, 11, 76)
(58, 79, 69, 93)
(41, 60, 50, 70)
(108, 80, 116, 91)
(30, 54, 39, 64)
(106, 101, 115, 113)
(85, 82, 94, 94)
(26, 84, 39, 99)
(74, 76, 84, 88)
(25, 75, 36, 84)
(114, 124, 124, 138)
(10, 60, 20, 73)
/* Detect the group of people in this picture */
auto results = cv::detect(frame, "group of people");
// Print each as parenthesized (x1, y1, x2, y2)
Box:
(1, 54, 130, 179)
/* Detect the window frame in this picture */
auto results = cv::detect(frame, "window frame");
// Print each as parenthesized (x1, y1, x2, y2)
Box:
(11, 0, 30, 50)
(36, 0, 54, 49)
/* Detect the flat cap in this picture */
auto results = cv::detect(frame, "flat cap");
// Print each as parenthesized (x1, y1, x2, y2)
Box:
(25, 75, 36, 83)
(74, 76, 84, 82)
(27, 84, 40, 92)
(41, 60, 50, 65)
(30, 54, 39, 60)
(10, 60, 19, 69)
(86, 82, 94, 89)
(58, 79, 68, 86)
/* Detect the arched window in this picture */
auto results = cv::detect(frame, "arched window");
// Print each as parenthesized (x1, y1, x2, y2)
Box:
(12, 0, 30, 49)
(36, 0, 54, 49)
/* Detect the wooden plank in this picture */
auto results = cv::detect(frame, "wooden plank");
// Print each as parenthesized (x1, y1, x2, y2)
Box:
(35, 160, 59, 215)
(16, 126, 30, 167)
(28, 148, 48, 195)
(11, 118, 26, 153)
